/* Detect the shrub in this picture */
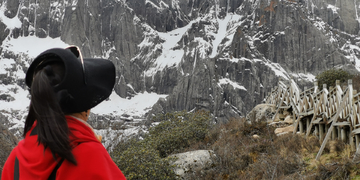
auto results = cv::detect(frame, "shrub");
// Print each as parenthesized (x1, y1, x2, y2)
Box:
(111, 110, 212, 180)
(315, 69, 353, 88)
(111, 138, 177, 180)
(149, 110, 211, 157)
(315, 161, 355, 180)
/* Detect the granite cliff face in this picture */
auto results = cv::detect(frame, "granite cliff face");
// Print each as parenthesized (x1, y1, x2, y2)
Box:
(0, 0, 359, 125)
(0, 122, 18, 172)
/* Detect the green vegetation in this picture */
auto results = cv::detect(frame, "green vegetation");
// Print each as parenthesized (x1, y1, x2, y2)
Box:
(111, 110, 360, 179)
(315, 68, 353, 87)
(111, 139, 176, 180)
(111, 110, 211, 180)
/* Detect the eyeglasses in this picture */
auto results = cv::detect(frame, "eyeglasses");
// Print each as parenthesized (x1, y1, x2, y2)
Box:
(65, 45, 87, 85)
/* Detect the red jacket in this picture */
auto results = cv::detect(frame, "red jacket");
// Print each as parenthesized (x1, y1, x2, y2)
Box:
(1, 116, 126, 180)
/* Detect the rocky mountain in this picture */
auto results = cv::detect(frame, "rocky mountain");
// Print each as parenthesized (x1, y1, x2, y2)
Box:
(0, 122, 18, 172)
(0, 0, 359, 149)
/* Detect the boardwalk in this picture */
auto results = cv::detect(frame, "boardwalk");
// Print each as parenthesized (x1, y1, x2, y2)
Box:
(265, 79, 360, 161)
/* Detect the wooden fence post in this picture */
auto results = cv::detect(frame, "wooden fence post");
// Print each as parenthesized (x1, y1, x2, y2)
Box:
(341, 128, 346, 142)
(316, 90, 349, 161)
(306, 117, 310, 132)
(300, 120, 304, 133)
(331, 128, 336, 140)
(319, 124, 324, 141)
(306, 88, 326, 137)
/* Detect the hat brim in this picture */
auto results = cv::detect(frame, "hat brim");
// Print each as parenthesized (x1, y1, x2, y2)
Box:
(26, 48, 116, 113)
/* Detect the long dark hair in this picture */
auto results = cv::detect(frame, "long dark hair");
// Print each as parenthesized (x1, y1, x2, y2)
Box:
(24, 60, 77, 165)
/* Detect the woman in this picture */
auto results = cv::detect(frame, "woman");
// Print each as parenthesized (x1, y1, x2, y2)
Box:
(1, 46, 126, 179)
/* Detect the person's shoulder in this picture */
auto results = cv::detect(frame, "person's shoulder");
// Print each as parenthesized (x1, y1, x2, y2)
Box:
(59, 142, 108, 173)
(58, 141, 126, 180)
(73, 141, 106, 155)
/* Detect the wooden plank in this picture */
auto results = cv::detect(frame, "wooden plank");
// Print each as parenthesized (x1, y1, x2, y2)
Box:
(300, 120, 304, 133)
(306, 118, 311, 131)
(312, 118, 323, 124)
(355, 135, 360, 159)
(290, 98, 300, 114)
(298, 109, 314, 116)
(351, 127, 355, 151)
(319, 124, 324, 140)
(306, 93, 324, 137)
(353, 128, 360, 135)
(309, 108, 314, 112)
(279, 106, 291, 109)
(316, 90, 349, 161)
(272, 93, 286, 121)
(293, 115, 302, 134)
(332, 122, 350, 126)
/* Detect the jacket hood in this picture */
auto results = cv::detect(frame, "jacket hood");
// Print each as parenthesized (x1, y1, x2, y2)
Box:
(13, 116, 100, 178)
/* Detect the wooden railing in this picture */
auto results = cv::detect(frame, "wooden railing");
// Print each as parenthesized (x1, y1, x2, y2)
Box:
(265, 79, 360, 161)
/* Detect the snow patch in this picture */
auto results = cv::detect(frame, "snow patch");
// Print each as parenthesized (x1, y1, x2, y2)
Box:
(313, 19, 326, 32)
(144, 18, 200, 76)
(264, 61, 289, 79)
(0, 83, 29, 111)
(210, 14, 233, 58)
(194, 37, 212, 59)
(0, 4, 22, 30)
(0, 59, 15, 74)
(327, 4, 339, 14)
(291, 73, 316, 82)
(71, 0, 79, 6)
(145, 0, 168, 11)
(2, 36, 68, 58)
(91, 91, 168, 117)
(210, 13, 243, 57)
(218, 78, 247, 91)
(343, 44, 360, 71)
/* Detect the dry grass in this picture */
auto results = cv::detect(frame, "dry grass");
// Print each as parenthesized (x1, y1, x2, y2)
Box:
(352, 74, 360, 92)
(184, 117, 360, 180)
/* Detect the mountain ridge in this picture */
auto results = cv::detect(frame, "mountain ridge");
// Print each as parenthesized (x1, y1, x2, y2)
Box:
(0, 0, 359, 145)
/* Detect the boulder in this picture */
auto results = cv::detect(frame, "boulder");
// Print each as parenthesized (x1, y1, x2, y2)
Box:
(169, 150, 216, 178)
(283, 115, 294, 124)
(274, 125, 294, 136)
(252, 134, 260, 139)
(246, 104, 276, 122)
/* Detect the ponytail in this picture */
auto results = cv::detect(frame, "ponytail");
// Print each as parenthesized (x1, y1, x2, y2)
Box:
(24, 62, 77, 165)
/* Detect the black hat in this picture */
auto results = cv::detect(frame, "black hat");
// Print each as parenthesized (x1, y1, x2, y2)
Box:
(25, 47, 116, 114)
